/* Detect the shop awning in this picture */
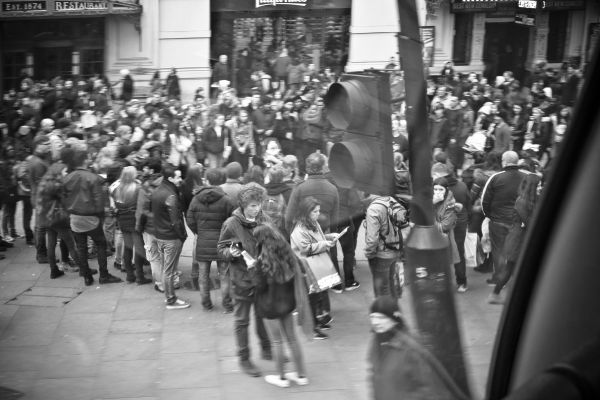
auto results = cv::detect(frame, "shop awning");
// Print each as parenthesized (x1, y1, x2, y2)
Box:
(0, 0, 142, 19)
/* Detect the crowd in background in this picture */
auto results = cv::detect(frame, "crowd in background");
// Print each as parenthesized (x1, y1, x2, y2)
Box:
(0, 47, 583, 389)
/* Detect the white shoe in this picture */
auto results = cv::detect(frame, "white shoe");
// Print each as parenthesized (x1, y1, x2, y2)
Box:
(284, 371, 309, 386)
(166, 298, 190, 309)
(265, 375, 290, 388)
(457, 284, 468, 293)
(488, 293, 505, 305)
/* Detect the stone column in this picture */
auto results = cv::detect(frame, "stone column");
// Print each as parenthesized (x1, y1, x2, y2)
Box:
(72, 51, 80, 76)
(469, 13, 486, 72)
(345, 0, 400, 71)
(532, 11, 549, 66)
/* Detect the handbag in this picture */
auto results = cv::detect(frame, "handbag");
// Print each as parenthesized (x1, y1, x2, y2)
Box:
(302, 251, 341, 293)
(48, 199, 70, 228)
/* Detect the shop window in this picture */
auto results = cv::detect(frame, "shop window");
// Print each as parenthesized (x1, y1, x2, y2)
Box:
(452, 13, 473, 65)
(2, 52, 27, 91)
(547, 11, 568, 63)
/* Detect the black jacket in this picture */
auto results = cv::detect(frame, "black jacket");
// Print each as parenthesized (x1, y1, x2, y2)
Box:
(62, 168, 106, 217)
(446, 175, 471, 226)
(482, 166, 528, 224)
(151, 180, 187, 241)
(186, 186, 235, 261)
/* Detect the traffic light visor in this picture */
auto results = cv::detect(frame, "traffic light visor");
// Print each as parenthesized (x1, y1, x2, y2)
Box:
(324, 80, 371, 131)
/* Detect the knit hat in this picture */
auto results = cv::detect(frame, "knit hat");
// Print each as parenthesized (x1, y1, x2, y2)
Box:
(370, 296, 403, 323)
(238, 182, 266, 209)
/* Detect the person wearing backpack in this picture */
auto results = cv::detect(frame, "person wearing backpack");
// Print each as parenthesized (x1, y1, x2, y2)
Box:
(364, 194, 408, 299)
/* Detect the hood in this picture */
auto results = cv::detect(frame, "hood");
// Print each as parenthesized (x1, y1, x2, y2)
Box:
(265, 182, 291, 196)
(445, 174, 458, 186)
(196, 186, 226, 204)
(232, 207, 267, 229)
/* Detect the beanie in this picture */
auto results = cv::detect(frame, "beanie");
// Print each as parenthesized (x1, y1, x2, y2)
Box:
(370, 295, 403, 323)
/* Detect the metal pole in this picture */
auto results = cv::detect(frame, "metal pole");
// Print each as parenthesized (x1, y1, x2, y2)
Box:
(396, 0, 471, 396)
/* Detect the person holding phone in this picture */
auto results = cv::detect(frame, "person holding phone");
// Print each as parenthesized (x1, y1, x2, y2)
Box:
(217, 182, 272, 377)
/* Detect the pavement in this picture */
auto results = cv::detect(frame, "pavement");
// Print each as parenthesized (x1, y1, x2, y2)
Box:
(0, 212, 502, 400)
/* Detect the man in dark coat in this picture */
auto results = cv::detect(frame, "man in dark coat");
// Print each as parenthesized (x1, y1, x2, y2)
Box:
(165, 68, 181, 100)
(481, 151, 528, 285)
(186, 168, 235, 311)
(28, 134, 51, 263)
(151, 163, 190, 309)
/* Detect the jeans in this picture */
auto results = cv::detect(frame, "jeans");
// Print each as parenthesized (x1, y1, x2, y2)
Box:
(198, 260, 232, 309)
(142, 232, 163, 285)
(333, 221, 357, 285)
(453, 223, 467, 286)
(48, 226, 80, 270)
(233, 298, 270, 361)
(368, 257, 398, 299)
(35, 224, 48, 260)
(72, 220, 108, 278)
(18, 196, 33, 241)
(263, 314, 306, 378)
(103, 215, 116, 251)
(489, 220, 511, 282)
(156, 238, 183, 304)
(122, 230, 145, 281)
(114, 228, 124, 264)
(1, 196, 17, 237)
(308, 291, 331, 324)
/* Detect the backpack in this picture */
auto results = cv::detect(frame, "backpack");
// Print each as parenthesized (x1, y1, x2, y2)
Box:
(370, 197, 408, 251)
(262, 193, 286, 233)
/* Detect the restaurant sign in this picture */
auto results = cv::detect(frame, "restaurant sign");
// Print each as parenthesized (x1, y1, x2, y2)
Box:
(0, 0, 141, 16)
(255, 0, 307, 7)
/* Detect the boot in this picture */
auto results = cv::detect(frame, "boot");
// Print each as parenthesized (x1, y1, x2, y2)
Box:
(50, 266, 65, 279)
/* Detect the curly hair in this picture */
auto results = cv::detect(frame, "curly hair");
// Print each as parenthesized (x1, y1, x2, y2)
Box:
(253, 224, 296, 284)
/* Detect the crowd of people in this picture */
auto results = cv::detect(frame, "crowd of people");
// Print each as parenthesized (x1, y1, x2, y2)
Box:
(0, 50, 581, 392)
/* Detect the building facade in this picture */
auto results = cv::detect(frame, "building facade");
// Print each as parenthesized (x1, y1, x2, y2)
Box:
(1, 0, 599, 100)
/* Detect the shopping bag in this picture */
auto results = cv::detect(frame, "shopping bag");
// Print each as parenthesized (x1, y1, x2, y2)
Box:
(464, 232, 479, 268)
(302, 252, 341, 293)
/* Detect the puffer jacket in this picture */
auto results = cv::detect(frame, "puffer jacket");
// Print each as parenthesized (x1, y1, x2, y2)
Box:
(135, 174, 162, 234)
(186, 186, 235, 261)
(151, 179, 187, 241)
(217, 208, 268, 300)
(62, 168, 106, 217)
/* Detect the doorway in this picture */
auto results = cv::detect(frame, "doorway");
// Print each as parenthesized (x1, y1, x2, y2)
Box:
(34, 46, 73, 81)
(483, 22, 530, 82)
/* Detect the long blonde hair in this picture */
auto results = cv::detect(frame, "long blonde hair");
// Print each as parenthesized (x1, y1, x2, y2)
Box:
(114, 166, 139, 206)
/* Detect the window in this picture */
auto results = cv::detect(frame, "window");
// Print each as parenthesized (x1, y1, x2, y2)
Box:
(547, 11, 568, 63)
(2, 51, 27, 91)
(453, 13, 473, 65)
(80, 49, 104, 78)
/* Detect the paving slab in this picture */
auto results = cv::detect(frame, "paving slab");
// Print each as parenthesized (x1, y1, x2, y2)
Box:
(110, 319, 162, 334)
(27, 377, 95, 400)
(102, 333, 161, 361)
(93, 360, 159, 399)
(158, 387, 221, 400)
(158, 352, 219, 389)
(0, 281, 34, 301)
(38, 353, 100, 379)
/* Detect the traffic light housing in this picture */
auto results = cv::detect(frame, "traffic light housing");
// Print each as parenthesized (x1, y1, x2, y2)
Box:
(324, 71, 394, 195)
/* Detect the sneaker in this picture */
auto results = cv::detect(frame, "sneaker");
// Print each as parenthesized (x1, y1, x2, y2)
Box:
(345, 281, 360, 291)
(154, 283, 165, 293)
(318, 314, 333, 325)
(166, 298, 191, 310)
(99, 274, 122, 284)
(486, 278, 498, 287)
(284, 372, 309, 386)
(331, 284, 343, 294)
(264, 375, 290, 388)
(313, 329, 328, 340)
(239, 359, 261, 377)
(319, 322, 331, 331)
(223, 306, 234, 314)
(2, 236, 14, 243)
(457, 284, 468, 293)
(488, 293, 505, 305)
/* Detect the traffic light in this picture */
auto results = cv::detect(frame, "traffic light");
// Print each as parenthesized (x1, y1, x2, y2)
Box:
(324, 71, 394, 195)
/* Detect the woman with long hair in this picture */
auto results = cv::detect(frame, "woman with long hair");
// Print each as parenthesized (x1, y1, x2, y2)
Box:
(111, 166, 151, 284)
(252, 223, 311, 388)
(433, 177, 461, 290)
(489, 173, 541, 304)
(290, 196, 338, 340)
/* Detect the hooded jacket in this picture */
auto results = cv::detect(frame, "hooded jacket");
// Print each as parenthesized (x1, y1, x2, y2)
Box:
(445, 174, 471, 227)
(217, 208, 267, 300)
(186, 186, 235, 261)
(481, 166, 529, 224)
